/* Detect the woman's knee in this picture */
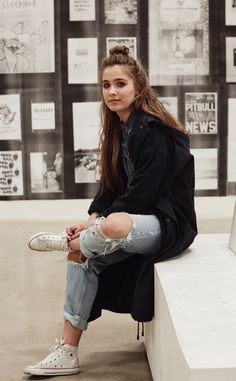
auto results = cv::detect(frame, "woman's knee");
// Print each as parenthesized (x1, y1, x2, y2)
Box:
(99, 212, 133, 239)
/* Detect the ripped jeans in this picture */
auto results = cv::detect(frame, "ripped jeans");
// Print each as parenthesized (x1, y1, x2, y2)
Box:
(64, 214, 162, 331)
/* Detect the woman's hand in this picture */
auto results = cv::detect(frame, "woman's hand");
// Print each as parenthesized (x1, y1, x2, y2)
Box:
(66, 213, 99, 241)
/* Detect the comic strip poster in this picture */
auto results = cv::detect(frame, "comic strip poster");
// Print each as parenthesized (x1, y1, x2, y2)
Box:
(226, 37, 236, 83)
(30, 151, 63, 193)
(185, 92, 217, 134)
(149, 0, 209, 85)
(0, 94, 21, 140)
(0, 0, 55, 73)
(191, 148, 218, 190)
(228, 99, 236, 184)
(68, 38, 98, 84)
(31, 102, 55, 131)
(159, 96, 178, 118)
(72, 102, 101, 184)
(225, 0, 236, 26)
(104, 0, 137, 24)
(106, 37, 137, 58)
(0, 150, 23, 195)
(69, 0, 96, 21)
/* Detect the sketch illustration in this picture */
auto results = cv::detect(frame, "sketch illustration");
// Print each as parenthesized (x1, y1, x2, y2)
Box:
(0, 150, 23, 196)
(0, 94, 21, 140)
(104, 0, 137, 24)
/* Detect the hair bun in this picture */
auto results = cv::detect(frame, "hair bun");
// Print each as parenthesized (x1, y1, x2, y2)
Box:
(109, 45, 130, 57)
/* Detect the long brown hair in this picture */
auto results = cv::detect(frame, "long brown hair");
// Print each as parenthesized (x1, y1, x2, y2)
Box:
(99, 45, 186, 193)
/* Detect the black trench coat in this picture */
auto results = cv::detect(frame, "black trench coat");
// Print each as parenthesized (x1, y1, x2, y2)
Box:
(87, 112, 197, 323)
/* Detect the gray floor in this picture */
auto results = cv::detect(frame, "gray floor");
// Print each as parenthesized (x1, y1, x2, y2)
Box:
(0, 218, 232, 381)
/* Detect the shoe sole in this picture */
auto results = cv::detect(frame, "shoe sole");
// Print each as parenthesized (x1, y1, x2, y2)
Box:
(28, 232, 65, 251)
(23, 366, 80, 375)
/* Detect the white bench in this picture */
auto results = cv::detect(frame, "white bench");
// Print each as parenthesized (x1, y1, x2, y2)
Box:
(145, 206, 236, 381)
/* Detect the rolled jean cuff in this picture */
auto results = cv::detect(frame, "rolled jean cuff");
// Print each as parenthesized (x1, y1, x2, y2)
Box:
(64, 310, 88, 331)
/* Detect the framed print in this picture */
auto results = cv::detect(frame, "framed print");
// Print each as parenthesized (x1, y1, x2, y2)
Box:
(69, 0, 96, 21)
(226, 37, 236, 83)
(191, 148, 218, 190)
(31, 102, 56, 131)
(228, 99, 236, 183)
(0, 94, 21, 140)
(106, 37, 137, 58)
(0, 0, 55, 73)
(104, 0, 137, 24)
(225, 0, 236, 25)
(159, 96, 178, 118)
(0, 151, 23, 195)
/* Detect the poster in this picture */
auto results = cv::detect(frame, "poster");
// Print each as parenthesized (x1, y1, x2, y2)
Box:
(0, 94, 21, 140)
(226, 37, 236, 83)
(149, 0, 209, 85)
(31, 102, 55, 131)
(185, 92, 217, 134)
(68, 38, 98, 84)
(228, 99, 236, 182)
(225, 0, 236, 26)
(0, 151, 23, 195)
(191, 148, 218, 190)
(106, 37, 137, 58)
(0, 0, 55, 73)
(104, 0, 137, 24)
(30, 151, 63, 193)
(69, 0, 95, 21)
(72, 102, 101, 183)
(159, 96, 178, 118)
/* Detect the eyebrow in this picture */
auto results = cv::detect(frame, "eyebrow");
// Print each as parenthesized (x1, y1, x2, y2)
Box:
(102, 78, 128, 83)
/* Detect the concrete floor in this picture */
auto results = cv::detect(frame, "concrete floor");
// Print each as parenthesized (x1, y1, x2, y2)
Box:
(0, 218, 232, 381)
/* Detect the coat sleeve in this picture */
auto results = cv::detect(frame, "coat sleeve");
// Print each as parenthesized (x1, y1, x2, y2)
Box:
(88, 186, 118, 215)
(101, 126, 173, 217)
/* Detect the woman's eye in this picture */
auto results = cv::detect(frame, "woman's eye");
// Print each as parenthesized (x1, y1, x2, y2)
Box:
(103, 83, 110, 89)
(117, 82, 125, 87)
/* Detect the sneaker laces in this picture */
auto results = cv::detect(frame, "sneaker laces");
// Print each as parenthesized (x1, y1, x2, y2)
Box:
(49, 337, 64, 352)
(41, 233, 68, 251)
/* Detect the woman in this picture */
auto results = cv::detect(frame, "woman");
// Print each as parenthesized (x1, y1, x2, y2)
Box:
(24, 45, 197, 376)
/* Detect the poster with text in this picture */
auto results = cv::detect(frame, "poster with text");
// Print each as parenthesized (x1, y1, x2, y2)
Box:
(226, 37, 236, 83)
(0, 94, 21, 140)
(228, 99, 236, 183)
(0, 0, 55, 73)
(30, 151, 63, 193)
(106, 37, 137, 58)
(69, 0, 95, 21)
(159, 96, 178, 118)
(149, 0, 209, 85)
(185, 92, 217, 134)
(191, 148, 218, 190)
(225, 0, 236, 26)
(31, 102, 55, 131)
(0, 151, 23, 196)
(73, 102, 101, 183)
(68, 38, 98, 84)
(104, 0, 137, 24)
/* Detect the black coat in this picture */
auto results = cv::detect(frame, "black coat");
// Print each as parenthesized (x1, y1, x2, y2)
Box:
(87, 112, 197, 323)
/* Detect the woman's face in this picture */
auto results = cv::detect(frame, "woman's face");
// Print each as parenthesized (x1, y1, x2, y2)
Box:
(102, 64, 138, 123)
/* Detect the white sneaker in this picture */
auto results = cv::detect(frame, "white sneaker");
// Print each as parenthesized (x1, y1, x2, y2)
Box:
(28, 232, 68, 252)
(23, 339, 79, 376)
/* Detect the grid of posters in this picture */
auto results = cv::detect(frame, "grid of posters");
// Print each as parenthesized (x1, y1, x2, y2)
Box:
(0, 0, 55, 73)
(159, 96, 178, 118)
(0, 94, 21, 140)
(69, 0, 96, 21)
(0, 151, 23, 195)
(68, 38, 98, 84)
(228, 99, 236, 183)
(225, 0, 236, 26)
(73, 102, 101, 184)
(149, 0, 209, 85)
(106, 37, 137, 58)
(104, 0, 137, 24)
(226, 37, 236, 83)
(185, 92, 217, 134)
(31, 102, 56, 131)
(191, 148, 218, 190)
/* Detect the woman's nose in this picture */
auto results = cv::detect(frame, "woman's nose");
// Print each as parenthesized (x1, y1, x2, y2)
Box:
(109, 85, 117, 95)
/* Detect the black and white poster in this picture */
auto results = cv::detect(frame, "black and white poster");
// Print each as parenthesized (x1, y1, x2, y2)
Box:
(228, 99, 236, 184)
(73, 102, 101, 184)
(0, 0, 55, 73)
(185, 92, 217, 134)
(106, 37, 137, 58)
(159, 96, 178, 118)
(225, 0, 236, 26)
(149, 0, 209, 85)
(0, 151, 23, 196)
(31, 102, 55, 131)
(69, 0, 96, 21)
(0, 94, 21, 140)
(226, 37, 236, 83)
(104, 0, 137, 24)
(191, 148, 218, 190)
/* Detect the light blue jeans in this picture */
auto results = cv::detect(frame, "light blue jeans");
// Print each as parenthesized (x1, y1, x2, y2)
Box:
(64, 214, 162, 331)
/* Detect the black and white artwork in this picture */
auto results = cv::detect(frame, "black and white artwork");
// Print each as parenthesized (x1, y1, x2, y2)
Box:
(225, 0, 236, 25)
(191, 148, 218, 190)
(0, 94, 21, 140)
(0, 150, 23, 196)
(69, 0, 96, 21)
(104, 0, 137, 24)
(31, 102, 55, 131)
(226, 37, 236, 83)
(106, 37, 137, 58)
(228, 99, 236, 184)
(159, 96, 178, 118)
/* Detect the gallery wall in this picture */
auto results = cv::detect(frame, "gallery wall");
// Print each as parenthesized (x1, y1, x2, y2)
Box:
(0, 0, 235, 201)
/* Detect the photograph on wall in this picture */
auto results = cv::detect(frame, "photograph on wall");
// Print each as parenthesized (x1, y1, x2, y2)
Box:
(159, 96, 178, 118)
(68, 38, 98, 84)
(225, 0, 236, 26)
(185, 92, 217, 134)
(30, 151, 63, 193)
(227, 99, 236, 193)
(104, 0, 137, 24)
(0, 0, 55, 73)
(0, 94, 21, 140)
(106, 37, 137, 58)
(31, 102, 55, 131)
(191, 148, 218, 190)
(73, 102, 101, 184)
(226, 37, 236, 83)
(69, 0, 96, 21)
(0, 151, 23, 196)
(149, 0, 209, 85)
